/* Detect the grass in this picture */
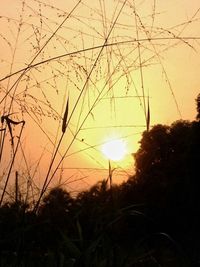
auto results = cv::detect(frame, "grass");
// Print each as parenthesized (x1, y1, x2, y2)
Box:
(0, 1, 200, 265)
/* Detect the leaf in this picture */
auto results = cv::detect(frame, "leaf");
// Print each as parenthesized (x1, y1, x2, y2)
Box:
(146, 96, 150, 132)
(62, 96, 69, 134)
(1, 115, 25, 147)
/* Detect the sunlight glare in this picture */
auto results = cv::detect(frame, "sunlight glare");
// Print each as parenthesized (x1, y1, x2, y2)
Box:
(101, 139, 127, 161)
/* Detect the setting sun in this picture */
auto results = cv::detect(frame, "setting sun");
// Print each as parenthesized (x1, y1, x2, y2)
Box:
(101, 139, 127, 161)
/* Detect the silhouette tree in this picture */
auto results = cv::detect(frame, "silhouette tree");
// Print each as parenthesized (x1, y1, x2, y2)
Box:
(129, 95, 200, 264)
(34, 186, 75, 257)
(39, 187, 73, 228)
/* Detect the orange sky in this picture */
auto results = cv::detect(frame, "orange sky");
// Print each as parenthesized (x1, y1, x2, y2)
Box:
(0, 0, 200, 195)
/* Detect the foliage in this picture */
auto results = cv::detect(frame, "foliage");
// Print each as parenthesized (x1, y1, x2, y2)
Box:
(131, 118, 200, 265)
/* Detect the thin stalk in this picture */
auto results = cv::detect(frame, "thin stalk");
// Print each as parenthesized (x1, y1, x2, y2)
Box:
(1, 36, 200, 84)
(108, 159, 112, 189)
(33, 131, 65, 212)
(0, 121, 25, 206)
(0, 1, 25, 164)
(134, 6, 147, 122)
(33, 96, 69, 212)
(15, 171, 19, 203)
(0, 0, 82, 105)
(0, 129, 6, 163)
(42, 43, 132, 194)
(33, 0, 129, 212)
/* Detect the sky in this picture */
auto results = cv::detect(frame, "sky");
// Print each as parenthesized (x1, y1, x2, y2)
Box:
(0, 0, 200, 196)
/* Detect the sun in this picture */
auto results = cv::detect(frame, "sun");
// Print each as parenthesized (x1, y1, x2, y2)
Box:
(101, 139, 127, 161)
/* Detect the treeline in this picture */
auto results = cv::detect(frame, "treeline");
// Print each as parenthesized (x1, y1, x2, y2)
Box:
(0, 95, 200, 266)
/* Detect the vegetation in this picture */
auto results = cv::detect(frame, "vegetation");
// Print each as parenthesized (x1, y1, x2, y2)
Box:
(0, 95, 199, 266)
(1, 1, 200, 266)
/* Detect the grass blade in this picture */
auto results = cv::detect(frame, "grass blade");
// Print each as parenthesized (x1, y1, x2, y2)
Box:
(62, 96, 69, 134)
